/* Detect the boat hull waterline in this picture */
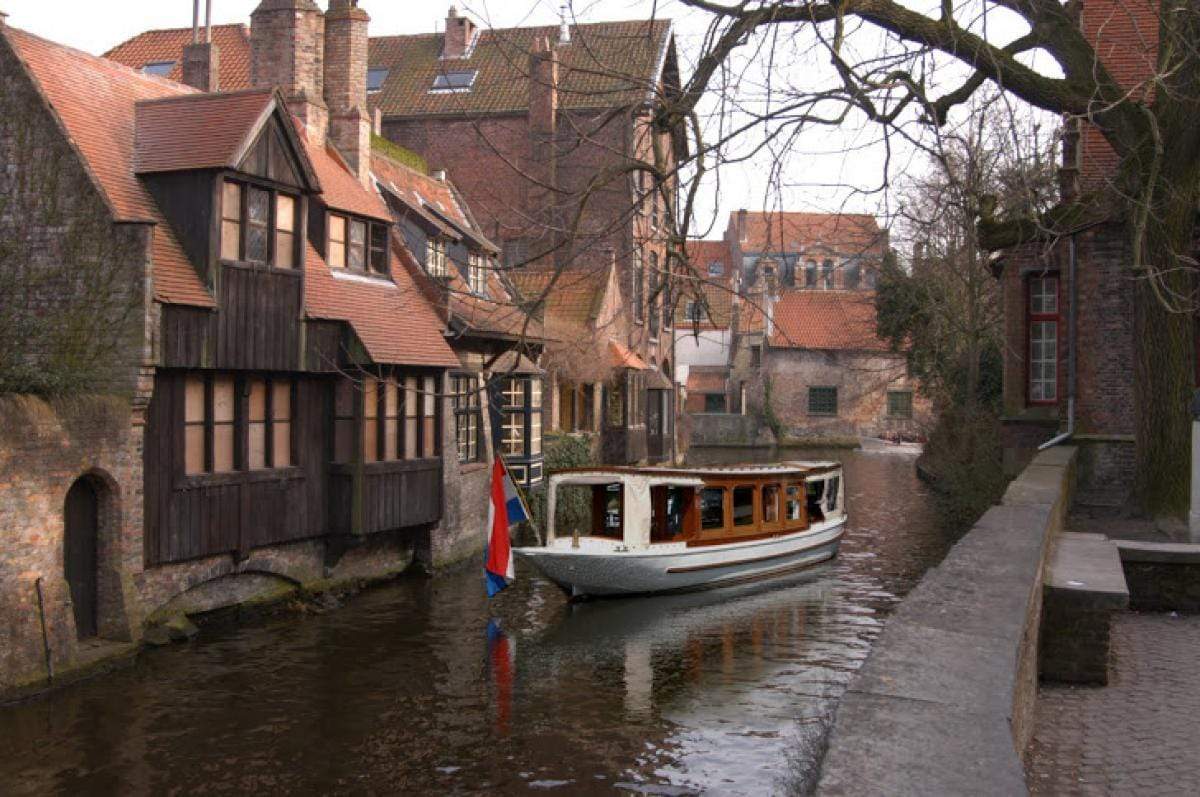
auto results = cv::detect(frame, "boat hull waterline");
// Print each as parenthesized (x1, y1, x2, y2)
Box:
(515, 521, 846, 598)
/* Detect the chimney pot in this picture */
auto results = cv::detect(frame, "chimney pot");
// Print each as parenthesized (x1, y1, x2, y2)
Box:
(251, 0, 328, 145)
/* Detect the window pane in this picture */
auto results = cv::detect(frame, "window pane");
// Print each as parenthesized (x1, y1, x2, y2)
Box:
(185, 425, 205, 475)
(808, 386, 838, 416)
(249, 421, 267, 469)
(221, 220, 241, 261)
(213, 376, 235, 423)
(733, 486, 755, 526)
(275, 231, 295, 269)
(363, 419, 378, 463)
(700, 488, 724, 530)
(349, 220, 366, 269)
(248, 379, 266, 422)
(530, 413, 542, 455)
(370, 225, 388, 273)
(762, 485, 779, 524)
(329, 215, 346, 268)
(222, 181, 241, 221)
(276, 194, 295, 232)
(272, 381, 291, 421)
(272, 422, 291, 467)
(786, 485, 803, 521)
(246, 187, 270, 263)
(213, 422, 235, 472)
(184, 376, 205, 422)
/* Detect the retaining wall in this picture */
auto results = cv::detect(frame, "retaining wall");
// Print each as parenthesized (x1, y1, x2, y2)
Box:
(817, 445, 1077, 795)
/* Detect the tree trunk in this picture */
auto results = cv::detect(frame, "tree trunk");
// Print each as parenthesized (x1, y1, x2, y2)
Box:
(1130, 187, 1197, 518)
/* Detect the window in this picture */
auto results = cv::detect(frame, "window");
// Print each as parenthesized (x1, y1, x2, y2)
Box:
(708, 261, 723, 277)
(468, 253, 488, 294)
(762, 484, 780, 525)
(370, 224, 388, 274)
(808, 386, 838, 416)
(334, 372, 440, 463)
(452, 374, 482, 463)
(606, 381, 624, 426)
(704, 394, 726, 413)
(887, 390, 914, 419)
(684, 300, 703, 324)
(245, 186, 270, 263)
(732, 486, 755, 526)
(700, 488, 725, 530)
(632, 249, 645, 323)
(785, 485, 804, 522)
(662, 269, 672, 330)
(367, 67, 389, 93)
(1029, 276, 1059, 404)
(426, 238, 448, 277)
(627, 371, 643, 427)
(804, 260, 817, 288)
(275, 194, 297, 268)
(499, 376, 543, 470)
(329, 213, 388, 274)
(649, 252, 660, 337)
(749, 345, 761, 367)
(328, 215, 347, 268)
(845, 260, 861, 290)
(502, 413, 524, 457)
(143, 60, 175, 76)
(183, 373, 293, 475)
(348, 219, 367, 270)
(822, 259, 834, 290)
(220, 181, 242, 262)
(430, 69, 478, 92)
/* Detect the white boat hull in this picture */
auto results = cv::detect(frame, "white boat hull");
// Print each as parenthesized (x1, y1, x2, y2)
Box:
(514, 519, 845, 599)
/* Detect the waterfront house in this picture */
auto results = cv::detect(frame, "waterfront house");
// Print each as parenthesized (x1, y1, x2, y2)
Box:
(0, 1, 513, 696)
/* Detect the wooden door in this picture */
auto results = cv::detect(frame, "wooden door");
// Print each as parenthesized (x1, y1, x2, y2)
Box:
(64, 478, 98, 639)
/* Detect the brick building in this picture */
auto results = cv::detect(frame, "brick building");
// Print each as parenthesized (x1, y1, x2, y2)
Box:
(676, 240, 737, 414)
(994, 0, 1164, 506)
(0, 1, 535, 697)
(110, 4, 686, 466)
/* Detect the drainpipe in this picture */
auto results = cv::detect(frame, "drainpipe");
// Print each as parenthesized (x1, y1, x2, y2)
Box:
(1039, 233, 1077, 450)
(1189, 390, 1200, 541)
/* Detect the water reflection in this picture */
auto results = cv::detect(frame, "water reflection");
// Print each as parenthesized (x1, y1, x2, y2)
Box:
(0, 447, 953, 795)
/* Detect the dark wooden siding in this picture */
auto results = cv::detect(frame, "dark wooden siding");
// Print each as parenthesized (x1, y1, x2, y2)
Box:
(144, 372, 330, 566)
(160, 266, 302, 370)
(328, 459, 443, 535)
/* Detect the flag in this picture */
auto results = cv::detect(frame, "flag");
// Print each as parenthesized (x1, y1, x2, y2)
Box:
(485, 456, 527, 597)
(486, 619, 515, 734)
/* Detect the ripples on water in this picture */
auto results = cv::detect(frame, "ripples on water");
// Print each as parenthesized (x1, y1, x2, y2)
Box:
(0, 447, 956, 795)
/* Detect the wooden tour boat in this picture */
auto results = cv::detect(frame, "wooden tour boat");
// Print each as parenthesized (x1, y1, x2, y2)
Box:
(514, 462, 846, 598)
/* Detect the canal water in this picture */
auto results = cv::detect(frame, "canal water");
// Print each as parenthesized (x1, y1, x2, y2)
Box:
(0, 447, 954, 796)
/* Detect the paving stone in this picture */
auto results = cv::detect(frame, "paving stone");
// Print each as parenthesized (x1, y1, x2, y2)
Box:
(1027, 612, 1200, 795)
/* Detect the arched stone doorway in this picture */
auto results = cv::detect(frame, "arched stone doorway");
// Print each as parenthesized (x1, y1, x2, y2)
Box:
(64, 477, 99, 639)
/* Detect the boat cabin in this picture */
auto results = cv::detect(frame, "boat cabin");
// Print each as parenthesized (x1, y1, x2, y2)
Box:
(545, 463, 843, 550)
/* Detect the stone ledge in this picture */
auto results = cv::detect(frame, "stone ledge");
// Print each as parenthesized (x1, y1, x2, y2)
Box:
(817, 446, 1077, 795)
(1116, 540, 1200, 564)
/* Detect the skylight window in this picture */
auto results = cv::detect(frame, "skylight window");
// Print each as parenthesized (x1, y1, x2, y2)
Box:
(142, 61, 176, 77)
(367, 67, 389, 93)
(430, 70, 478, 93)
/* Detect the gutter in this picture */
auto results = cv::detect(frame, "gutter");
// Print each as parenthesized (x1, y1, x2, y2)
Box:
(1039, 233, 1078, 450)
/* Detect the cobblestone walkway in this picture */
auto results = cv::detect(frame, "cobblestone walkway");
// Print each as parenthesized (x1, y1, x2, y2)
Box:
(1027, 612, 1200, 795)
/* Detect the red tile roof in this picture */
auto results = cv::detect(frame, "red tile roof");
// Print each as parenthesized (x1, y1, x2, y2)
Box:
(303, 133, 391, 222)
(104, 24, 253, 91)
(369, 20, 672, 118)
(134, 88, 277, 173)
(302, 238, 458, 368)
(608, 339, 647, 370)
(5, 26, 214, 307)
(511, 267, 609, 332)
(684, 239, 733, 282)
(769, 291, 890, 352)
(105, 20, 672, 119)
(733, 211, 885, 258)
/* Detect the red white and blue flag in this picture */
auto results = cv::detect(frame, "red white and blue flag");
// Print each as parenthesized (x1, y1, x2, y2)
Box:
(485, 456, 528, 597)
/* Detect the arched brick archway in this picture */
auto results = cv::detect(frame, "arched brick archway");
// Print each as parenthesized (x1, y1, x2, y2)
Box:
(62, 469, 132, 641)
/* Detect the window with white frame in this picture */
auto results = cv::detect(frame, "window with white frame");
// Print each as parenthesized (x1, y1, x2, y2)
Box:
(468, 252, 487, 294)
(1028, 276, 1059, 404)
(426, 237, 448, 277)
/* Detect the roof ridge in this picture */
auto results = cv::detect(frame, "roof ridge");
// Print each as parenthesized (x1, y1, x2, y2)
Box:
(369, 17, 670, 43)
(103, 23, 249, 56)
(11, 24, 199, 94)
(135, 86, 275, 107)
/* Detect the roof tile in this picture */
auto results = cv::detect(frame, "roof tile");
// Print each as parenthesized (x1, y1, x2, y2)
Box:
(135, 88, 276, 173)
(104, 24, 253, 91)
(769, 290, 890, 351)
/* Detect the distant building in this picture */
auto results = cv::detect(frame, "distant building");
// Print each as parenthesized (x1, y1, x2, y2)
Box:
(726, 209, 887, 291)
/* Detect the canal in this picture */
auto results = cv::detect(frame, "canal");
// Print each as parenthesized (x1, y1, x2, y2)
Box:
(0, 448, 954, 795)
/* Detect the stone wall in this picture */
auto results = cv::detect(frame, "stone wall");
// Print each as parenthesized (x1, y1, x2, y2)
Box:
(764, 348, 930, 440)
(688, 413, 765, 448)
(818, 446, 1077, 794)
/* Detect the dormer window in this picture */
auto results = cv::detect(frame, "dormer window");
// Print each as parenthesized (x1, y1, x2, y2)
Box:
(430, 70, 478, 93)
(367, 67, 389, 93)
(707, 261, 723, 277)
(221, 179, 299, 268)
(426, 238, 448, 277)
(328, 212, 389, 274)
(468, 252, 487, 294)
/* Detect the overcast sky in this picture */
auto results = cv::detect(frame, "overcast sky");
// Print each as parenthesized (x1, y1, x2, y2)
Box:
(4, 1, 1039, 239)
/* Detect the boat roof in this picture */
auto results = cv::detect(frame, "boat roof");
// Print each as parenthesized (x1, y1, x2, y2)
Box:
(550, 462, 841, 483)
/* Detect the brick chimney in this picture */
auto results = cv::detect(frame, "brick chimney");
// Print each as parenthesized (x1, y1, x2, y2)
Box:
(182, 1, 219, 92)
(442, 6, 476, 59)
(324, 0, 372, 187)
(250, 0, 327, 145)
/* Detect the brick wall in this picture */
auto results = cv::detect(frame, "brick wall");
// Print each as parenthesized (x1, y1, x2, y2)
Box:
(250, 0, 327, 144)
(764, 348, 931, 439)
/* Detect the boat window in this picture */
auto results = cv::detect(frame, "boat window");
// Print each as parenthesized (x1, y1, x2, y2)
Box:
(603, 484, 622, 533)
(665, 486, 688, 537)
(762, 484, 780, 524)
(807, 481, 826, 522)
(786, 485, 804, 521)
(733, 486, 755, 527)
(826, 476, 840, 513)
(700, 488, 725, 530)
